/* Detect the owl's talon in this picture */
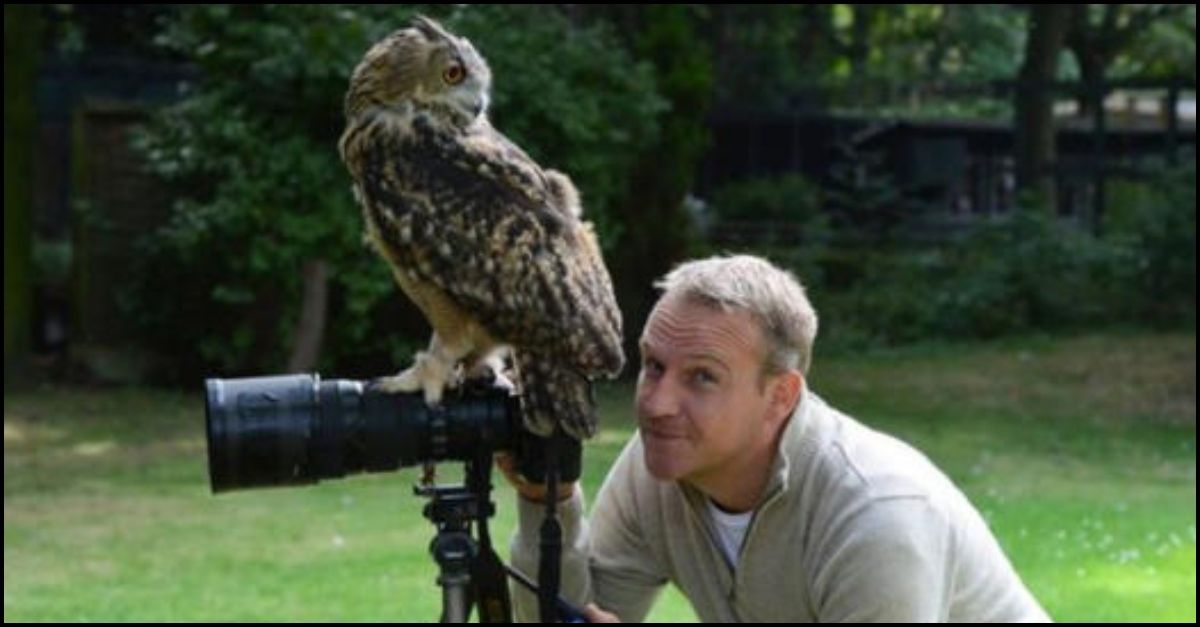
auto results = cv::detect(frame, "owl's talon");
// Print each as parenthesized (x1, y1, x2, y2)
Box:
(491, 371, 516, 393)
(374, 369, 421, 394)
(460, 354, 517, 394)
(375, 350, 454, 406)
(423, 382, 445, 406)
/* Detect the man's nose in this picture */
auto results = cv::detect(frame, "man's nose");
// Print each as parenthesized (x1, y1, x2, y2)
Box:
(636, 376, 679, 419)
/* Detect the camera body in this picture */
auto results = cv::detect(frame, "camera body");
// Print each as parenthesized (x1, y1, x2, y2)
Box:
(205, 373, 579, 493)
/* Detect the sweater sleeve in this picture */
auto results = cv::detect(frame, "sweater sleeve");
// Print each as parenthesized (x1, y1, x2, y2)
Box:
(587, 437, 670, 622)
(509, 436, 669, 622)
(809, 496, 954, 622)
(509, 487, 592, 622)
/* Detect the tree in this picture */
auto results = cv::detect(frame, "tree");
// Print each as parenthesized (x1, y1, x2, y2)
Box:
(582, 6, 714, 355)
(4, 5, 41, 383)
(1067, 5, 1195, 115)
(1014, 5, 1073, 209)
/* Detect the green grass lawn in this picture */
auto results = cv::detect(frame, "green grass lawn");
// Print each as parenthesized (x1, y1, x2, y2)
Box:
(5, 330, 1195, 621)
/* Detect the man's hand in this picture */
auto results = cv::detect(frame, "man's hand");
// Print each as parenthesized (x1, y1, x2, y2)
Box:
(583, 603, 621, 623)
(495, 451, 577, 504)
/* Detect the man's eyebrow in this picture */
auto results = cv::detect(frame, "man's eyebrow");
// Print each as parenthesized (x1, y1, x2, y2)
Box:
(687, 353, 731, 372)
(638, 341, 731, 372)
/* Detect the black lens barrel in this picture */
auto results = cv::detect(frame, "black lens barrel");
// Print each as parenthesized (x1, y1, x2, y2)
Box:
(207, 372, 516, 490)
(205, 374, 525, 493)
(206, 374, 322, 492)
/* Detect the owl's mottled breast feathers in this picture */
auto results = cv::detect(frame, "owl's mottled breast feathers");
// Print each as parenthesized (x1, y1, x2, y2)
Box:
(344, 112, 623, 378)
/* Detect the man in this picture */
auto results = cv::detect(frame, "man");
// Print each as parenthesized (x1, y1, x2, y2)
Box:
(502, 254, 1050, 622)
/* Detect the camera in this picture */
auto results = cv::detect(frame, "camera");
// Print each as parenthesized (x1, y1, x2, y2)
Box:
(204, 373, 580, 493)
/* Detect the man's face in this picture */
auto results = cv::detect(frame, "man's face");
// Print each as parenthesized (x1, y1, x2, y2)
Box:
(635, 295, 787, 485)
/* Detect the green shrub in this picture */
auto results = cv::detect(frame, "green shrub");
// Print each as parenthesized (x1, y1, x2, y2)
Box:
(816, 196, 1192, 348)
(1103, 161, 1197, 324)
(709, 173, 825, 224)
(703, 173, 831, 286)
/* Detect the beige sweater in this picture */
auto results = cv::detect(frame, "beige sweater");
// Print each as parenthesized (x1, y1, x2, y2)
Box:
(510, 391, 1051, 622)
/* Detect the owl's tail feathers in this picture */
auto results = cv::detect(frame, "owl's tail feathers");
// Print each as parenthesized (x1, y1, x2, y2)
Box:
(514, 352, 597, 441)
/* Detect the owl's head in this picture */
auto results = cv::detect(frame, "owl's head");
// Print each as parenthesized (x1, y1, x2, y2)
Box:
(345, 16, 492, 127)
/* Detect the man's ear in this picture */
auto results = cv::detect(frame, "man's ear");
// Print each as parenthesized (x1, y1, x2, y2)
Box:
(768, 370, 803, 424)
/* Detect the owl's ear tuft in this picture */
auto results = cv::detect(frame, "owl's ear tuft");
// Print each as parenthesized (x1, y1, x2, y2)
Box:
(410, 15, 453, 43)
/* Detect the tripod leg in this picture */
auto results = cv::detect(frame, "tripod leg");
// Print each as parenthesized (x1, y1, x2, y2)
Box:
(432, 530, 477, 623)
(440, 583, 472, 623)
(538, 435, 562, 623)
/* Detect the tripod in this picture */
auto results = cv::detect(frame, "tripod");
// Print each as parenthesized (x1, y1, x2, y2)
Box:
(417, 455, 512, 623)
(418, 454, 586, 623)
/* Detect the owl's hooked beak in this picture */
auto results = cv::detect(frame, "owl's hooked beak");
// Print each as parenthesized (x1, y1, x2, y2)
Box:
(468, 93, 488, 120)
(446, 91, 487, 126)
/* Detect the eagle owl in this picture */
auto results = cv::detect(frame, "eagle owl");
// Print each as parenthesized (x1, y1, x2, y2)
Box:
(338, 17, 624, 439)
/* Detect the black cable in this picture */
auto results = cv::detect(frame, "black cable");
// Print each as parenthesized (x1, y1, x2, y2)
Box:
(538, 433, 562, 622)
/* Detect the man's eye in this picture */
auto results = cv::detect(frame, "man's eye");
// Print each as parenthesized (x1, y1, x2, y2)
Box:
(691, 369, 717, 386)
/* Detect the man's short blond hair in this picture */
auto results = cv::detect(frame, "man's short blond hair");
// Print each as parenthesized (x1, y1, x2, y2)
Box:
(654, 254, 818, 376)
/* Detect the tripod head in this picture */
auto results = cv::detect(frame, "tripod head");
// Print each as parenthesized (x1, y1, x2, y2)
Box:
(418, 454, 509, 623)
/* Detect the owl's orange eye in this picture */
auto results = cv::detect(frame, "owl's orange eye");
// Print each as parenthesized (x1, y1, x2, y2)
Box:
(443, 64, 467, 85)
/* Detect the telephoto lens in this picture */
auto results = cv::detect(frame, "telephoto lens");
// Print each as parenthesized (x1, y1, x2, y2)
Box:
(204, 374, 514, 492)
(204, 374, 578, 493)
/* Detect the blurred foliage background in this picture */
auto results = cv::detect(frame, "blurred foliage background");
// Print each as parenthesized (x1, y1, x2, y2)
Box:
(4, 3, 1195, 382)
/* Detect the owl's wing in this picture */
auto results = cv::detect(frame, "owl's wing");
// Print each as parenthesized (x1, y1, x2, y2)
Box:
(359, 116, 623, 377)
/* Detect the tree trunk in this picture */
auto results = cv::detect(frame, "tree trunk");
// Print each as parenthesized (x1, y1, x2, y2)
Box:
(286, 259, 329, 373)
(1066, 4, 1115, 119)
(608, 6, 714, 363)
(848, 5, 874, 84)
(1014, 5, 1072, 211)
(5, 5, 40, 383)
